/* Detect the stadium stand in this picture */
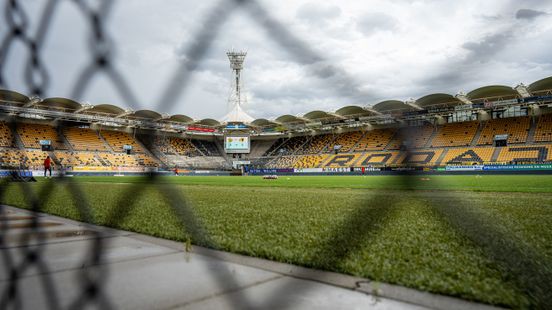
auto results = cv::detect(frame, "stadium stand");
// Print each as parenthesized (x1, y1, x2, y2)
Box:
(477, 117, 530, 145)
(273, 136, 310, 155)
(293, 154, 328, 168)
(0, 122, 14, 147)
(496, 145, 552, 163)
(327, 131, 363, 153)
(534, 114, 552, 142)
(17, 123, 67, 149)
(154, 137, 174, 155)
(64, 127, 109, 151)
(441, 147, 494, 164)
(165, 137, 201, 156)
(354, 128, 396, 151)
(100, 130, 144, 153)
(98, 153, 140, 167)
(387, 125, 434, 150)
(192, 140, 220, 156)
(398, 149, 444, 166)
(323, 153, 363, 167)
(0, 149, 23, 167)
(430, 121, 478, 147)
(357, 151, 400, 166)
(55, 151, 102, 167)
(23, 150, 50, 169)
(137, 154, 158, 167)
(263, 138, 287, 156)
(295, 134, 334, 155)
(0, 149, 50, 169)
(268, 155, 299, 168)
(2, 87, 552, 172)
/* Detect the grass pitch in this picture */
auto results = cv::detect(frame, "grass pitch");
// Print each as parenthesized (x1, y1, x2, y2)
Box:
(2, 175, 552, 308)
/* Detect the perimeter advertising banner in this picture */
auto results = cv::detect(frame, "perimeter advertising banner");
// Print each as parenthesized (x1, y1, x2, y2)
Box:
(483, 164, 552, 171)
(293, 168, 324, 173)
(445, 165, 484, 171)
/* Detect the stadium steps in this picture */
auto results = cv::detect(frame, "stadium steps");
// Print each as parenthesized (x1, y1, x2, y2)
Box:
(95, 153, 110, 166)
(266, 153, 288, 167)
(49, 151, 61, 166)
(185, 140, 206, 157)
(423, 126, 439, 148)
(267, 138, 290, 157)
(149, 149, 170, 167)
(191, 140, 211, 156)
(9, 122, 25, 150)
(526, 117, 538, 144)
(193, 143, 207, 156)
(291, 135, 314, 155)
(137, 140, 165, 168)
(319, 134, 338, 154)
(349, 131, 368, 152)
(96, 130, 114, 152)
(383, 130, 399, 151)
(435, 148, 449, 166)
(59, 128, 75, 152)
(470, 122, 485, 146)
(318, 154, 336, 167)
(491, 147, 502, 162)
(135, 133, 170, 166)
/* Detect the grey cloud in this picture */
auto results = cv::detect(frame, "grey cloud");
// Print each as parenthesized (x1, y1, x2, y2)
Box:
(420, 30, 517, 92)
(356, 13, 398, 36)
(242, 1, 376, 103)
(4, 0, 552, 120)
(461, 31, 514, 63)
(296, 3, 342, 24)
(515, 9, 547, 20)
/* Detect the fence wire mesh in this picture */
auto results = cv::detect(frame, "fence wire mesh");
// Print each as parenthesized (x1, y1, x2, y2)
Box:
(0, 0, 551, 309)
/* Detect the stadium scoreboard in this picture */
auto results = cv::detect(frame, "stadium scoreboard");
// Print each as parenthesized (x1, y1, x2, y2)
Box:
(224, 135, 250, 153)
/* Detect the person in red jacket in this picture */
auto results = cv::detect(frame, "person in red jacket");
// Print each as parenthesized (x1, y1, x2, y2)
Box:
(44, 156, 53, 178)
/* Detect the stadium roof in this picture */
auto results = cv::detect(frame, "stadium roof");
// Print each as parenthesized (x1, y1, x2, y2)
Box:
(415, 93, 461, 108)
(195, 118, 220, 126)
(167, 114, 194, 123)
(467, 85, 518, 101)
(85, 104, 125, 115)
(275, 115, 307, 123)
(529, 76, 552, 94)
(129, 109, 162, 120)
(39, 97, 81, 111)
(373, 100, 414, 113)
(251, 118, 279, 126)
(335, 105, 376, 117)
(303, 110, 339, 120)
(0, 89, 30, 104)
(2, 75, 552, 131)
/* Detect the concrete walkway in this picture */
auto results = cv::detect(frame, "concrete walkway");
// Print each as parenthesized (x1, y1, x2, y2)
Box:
(0, 205, 499, 310)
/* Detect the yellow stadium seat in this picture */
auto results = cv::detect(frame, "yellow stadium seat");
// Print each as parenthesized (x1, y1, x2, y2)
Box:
(477, 116, 530, 145)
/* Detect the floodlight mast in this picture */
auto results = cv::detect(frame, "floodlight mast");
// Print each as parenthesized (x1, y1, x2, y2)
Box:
(227, 50, 247, 108)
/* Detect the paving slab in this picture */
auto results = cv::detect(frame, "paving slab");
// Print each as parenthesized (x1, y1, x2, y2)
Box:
(0, 205, 501, 310)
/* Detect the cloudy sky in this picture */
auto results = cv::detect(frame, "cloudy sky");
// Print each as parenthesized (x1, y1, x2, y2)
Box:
(2, 0, 552, 120)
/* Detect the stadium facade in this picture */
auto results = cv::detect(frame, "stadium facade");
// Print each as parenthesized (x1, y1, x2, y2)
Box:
(0, 76, 552, 175)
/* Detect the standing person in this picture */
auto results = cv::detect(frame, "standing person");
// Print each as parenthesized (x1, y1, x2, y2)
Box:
(44, 155, 53, 178)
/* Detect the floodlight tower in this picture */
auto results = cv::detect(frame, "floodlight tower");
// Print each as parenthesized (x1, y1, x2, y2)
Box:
(221, 49, 254, 123)
(227, 50, 247, 109)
